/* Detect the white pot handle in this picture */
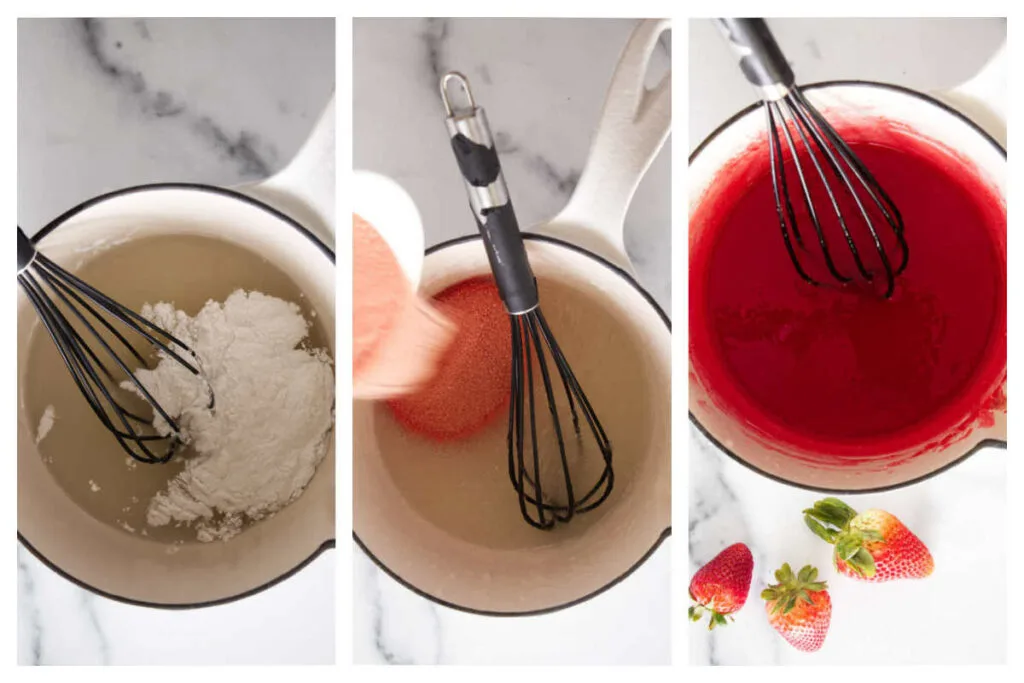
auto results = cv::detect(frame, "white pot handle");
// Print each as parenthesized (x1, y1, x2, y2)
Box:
(933, 41, 1006, 147)
(542, 18, 671, 273)
(239, 95, 337, 251)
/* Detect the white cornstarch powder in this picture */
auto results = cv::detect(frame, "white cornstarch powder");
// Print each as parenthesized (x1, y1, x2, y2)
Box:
(127, 289, 334, 542)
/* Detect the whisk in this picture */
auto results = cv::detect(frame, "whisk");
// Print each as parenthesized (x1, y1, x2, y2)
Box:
(440, 72, 613, 530)
(17, 226, 209, 464)
(716, 18, 909, 298)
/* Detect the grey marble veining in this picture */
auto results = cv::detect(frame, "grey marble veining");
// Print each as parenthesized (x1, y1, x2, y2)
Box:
(354, 17, 671, 311)
(18, 17, 334, 665)
(353, 17, 671, 665)
(18, 17, 334, 232)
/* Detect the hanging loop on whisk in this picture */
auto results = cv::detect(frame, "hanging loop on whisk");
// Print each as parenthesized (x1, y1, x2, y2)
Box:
(440, 71, 477, 117)
(440, 71, 539, 315)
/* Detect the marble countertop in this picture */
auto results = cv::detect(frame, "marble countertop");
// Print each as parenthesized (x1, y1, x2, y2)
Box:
(18, 17, 335, 665)
(353, 18, 671, 665)
(688, 18, 1007, 665)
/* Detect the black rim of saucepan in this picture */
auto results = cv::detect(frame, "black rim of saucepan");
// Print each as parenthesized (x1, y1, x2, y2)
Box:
(354, 231, 673, 617)
(688, 79, 1008, 495)
(17, 182, 337, 610)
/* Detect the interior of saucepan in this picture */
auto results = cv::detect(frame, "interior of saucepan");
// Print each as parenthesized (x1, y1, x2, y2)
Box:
(17, 187, 336, 606)
(354, 236, 670, 614)
(689, 83, 1007, 491)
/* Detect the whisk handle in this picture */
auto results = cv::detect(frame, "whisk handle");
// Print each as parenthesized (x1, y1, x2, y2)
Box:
(715, 18, 794, 99)
(17, 227, 36, 272)
(440, 72, 539, 315)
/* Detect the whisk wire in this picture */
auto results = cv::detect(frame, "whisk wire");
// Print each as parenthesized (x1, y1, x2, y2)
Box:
(775, 98, 853, 284)
(533, 309, 613, 509)
(718, 18, 909, 298)
(527, 312, 576, 522)
(766, 104, 816, 287)
(19, 269, 176, 463)
(795, 89, 909, 276)
(34, 251, 201, 373)
(32, 264, 182, 431)
(507, 310, 615, 529)
(17, 228, 204, 464)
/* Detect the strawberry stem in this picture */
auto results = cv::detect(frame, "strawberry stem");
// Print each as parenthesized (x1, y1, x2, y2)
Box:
(803, 497, 859, 541)
(803, 498, 880, 578)
(761, 562, 827, 615)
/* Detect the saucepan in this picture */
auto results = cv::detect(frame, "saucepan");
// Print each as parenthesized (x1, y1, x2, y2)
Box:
(17, 98, 337, 607)
(354, 18, 672, 615)
(689, 43, 1007, 492)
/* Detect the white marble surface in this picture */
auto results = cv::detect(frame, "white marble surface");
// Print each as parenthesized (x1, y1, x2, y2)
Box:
(353, 18, 671, 665)
(688, 18, 1007, 665)
(18, 17, 335, 665)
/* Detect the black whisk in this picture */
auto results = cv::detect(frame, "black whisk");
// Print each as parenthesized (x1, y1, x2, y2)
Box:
(440, 72, 613, 530)
(17, 227, 210, 463)
(716, 18, 909, 298)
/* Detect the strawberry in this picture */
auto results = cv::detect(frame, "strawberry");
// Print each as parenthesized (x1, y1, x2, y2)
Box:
(762, 563, 831, 653)
(688, 542, 754, 629)
(803, 497, 934, 582)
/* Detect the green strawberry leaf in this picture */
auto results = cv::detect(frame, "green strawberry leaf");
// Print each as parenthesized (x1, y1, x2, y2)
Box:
(806, 497, 859, 530)
(846, 548, 877, 578)
(835, 534, 863, 561)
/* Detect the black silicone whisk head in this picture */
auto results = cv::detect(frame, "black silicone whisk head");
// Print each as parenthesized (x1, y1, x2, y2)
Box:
(440, 72, 614, 529)
(715, 18, 909, 298)
(17, 227, 213, 463)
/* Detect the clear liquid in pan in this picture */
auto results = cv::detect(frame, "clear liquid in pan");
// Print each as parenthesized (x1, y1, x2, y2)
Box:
(373, 276, 658, 550)
(21, 233, 332, 545)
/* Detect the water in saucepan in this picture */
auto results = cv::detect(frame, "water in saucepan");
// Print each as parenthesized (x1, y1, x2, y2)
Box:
(373, 275, 659, 550)
(22, 234, 332, 544)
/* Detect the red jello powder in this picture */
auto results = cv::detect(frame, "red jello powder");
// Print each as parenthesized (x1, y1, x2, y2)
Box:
(387, 276, 511, 441)
(689, 119, 1006, 461)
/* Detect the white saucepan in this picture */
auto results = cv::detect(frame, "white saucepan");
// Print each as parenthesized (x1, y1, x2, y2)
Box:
(354, 19, 672, 615)
(689, 45, 1007, 492)
(17, 98, 337, 607)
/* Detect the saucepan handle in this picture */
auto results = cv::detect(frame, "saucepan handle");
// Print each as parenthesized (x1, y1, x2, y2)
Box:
(545, 18, 671, 273)
(240, 95, 337, 250)
(934, 41, 1006, 147)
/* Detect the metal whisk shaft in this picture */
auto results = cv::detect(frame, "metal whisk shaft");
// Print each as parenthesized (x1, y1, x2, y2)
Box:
(717, 18, 909, 297)
(17, 227, 207, 464)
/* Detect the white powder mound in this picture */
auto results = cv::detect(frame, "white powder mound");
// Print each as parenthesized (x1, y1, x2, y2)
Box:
(127, 289, 334, 543)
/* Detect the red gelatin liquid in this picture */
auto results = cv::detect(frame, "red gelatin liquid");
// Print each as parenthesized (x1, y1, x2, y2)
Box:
(690, 121, 1006, 460)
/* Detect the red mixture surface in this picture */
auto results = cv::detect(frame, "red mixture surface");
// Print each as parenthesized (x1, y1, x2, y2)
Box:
(388, 276, 511, 441)
(690, 121, 1006, 459)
